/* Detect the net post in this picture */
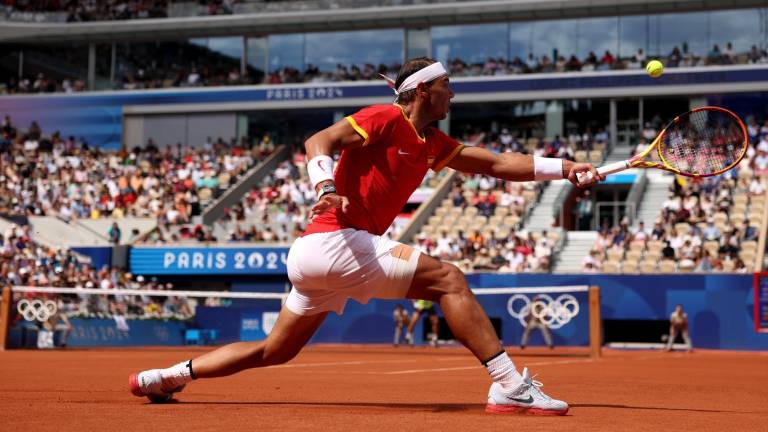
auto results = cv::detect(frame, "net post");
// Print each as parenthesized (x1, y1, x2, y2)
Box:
(0, 286, 11, 350)
(589, 285, 602, 358)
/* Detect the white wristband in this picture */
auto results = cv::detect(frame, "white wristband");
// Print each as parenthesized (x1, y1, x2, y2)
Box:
(307, 155, 334, 188)
(533, 156, 564, 181)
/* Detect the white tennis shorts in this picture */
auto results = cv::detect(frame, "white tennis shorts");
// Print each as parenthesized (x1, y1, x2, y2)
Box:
(285, 228, 421, 315)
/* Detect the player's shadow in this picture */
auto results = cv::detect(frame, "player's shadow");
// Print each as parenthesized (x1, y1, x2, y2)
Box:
(571, 403, 760, 414)
(175, 400, 486, 413)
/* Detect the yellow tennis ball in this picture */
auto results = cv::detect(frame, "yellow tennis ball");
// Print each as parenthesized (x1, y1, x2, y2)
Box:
(646, 60, 663, 78)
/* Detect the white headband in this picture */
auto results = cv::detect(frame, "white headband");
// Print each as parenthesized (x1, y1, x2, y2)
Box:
(379, 62, 448, 96)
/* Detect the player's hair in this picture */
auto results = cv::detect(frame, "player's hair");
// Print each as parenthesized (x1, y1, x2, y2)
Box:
(394, 57, 437, 104)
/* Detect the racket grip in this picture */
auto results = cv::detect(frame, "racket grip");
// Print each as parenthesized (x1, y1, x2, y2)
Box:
(576, 161, 630, 185)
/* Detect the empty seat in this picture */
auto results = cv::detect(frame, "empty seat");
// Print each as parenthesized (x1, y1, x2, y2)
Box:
(658, 260, 676, 272)
(622, 260, 639, 273)
(640, 261, 657, 273)
(601, 261, 620, 273)
(588, 150, 603, 163)
(607, 249, 624, 262)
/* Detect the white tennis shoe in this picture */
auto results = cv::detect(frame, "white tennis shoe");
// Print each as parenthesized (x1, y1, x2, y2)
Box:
(485, 367, 569, 415)
(129, 369, 185, 403)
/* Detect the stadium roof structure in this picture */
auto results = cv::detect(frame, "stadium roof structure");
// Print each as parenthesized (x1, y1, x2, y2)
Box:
(0, 0, 762, 44)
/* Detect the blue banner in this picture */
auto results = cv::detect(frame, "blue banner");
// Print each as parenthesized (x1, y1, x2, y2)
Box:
(129, 246, 290, 275)
(8, 318, 187, 348)
(756, 273, 768, 333)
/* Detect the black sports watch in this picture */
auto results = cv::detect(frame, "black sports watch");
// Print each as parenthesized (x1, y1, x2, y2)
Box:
(318, 183, 337, 199)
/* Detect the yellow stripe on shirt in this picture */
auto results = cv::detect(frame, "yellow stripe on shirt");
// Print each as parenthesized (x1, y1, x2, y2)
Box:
(432, 144, 464, 172)
(345, 116, 370, 146)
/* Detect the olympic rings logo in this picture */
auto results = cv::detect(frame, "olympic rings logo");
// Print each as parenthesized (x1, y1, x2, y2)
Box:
(506, 294, 580, 329)
(17, 299, 58, 322)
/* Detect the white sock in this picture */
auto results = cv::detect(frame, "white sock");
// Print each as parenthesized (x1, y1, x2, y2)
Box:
(484, 351, 523, 389)
(160, 360, 195, 390)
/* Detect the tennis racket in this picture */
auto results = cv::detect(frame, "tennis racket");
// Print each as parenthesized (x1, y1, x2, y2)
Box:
(577, 106, 748, 185)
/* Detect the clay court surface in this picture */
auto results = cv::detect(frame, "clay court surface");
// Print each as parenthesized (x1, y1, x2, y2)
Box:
(1, 345, 766, 431)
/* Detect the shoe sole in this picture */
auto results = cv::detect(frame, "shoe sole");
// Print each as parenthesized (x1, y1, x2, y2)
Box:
(128, 373, 180, 403)
(128, 373, 144, 397)
(485, 404, 569, 416)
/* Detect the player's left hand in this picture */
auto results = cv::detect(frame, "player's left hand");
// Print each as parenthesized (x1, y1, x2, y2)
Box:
(565, 161, 604, 187)
(309, 193, 350, 222)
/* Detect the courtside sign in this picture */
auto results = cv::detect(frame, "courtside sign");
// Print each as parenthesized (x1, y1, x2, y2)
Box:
(129, 247, 289, 275)
(756, 272, 768, 333)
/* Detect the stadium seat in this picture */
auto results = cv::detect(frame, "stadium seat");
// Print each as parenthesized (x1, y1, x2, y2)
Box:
(675, 222, 691, 234)
(574, 151, 588, 163)
(640, 261, 657, 273)
(607, 249, 624, 262)
(742, 241, 758, 252)
(522, 190, 536, 204)
(547, 231, 561, 243)
(588, 150, 603, 163)
(739, 250, 756, 264)
(625, 250, 642, 262)
(494, 207, 509, 217)
(622, 260, 639, 273)
(659, 260, 676, 272)
(644, 250, 662, 262)
(647, 240, 663, 253)
(722, 260, 735, 272)
(602, 261, 620, 273)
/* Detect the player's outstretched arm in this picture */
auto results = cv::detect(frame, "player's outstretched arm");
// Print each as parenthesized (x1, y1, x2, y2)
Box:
(447, 146, 603, 186)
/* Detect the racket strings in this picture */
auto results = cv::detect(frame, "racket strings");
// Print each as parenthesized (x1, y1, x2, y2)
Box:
(660, 109, 746, 176)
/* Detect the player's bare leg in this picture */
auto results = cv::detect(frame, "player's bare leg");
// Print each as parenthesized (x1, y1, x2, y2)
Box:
(406, 254, 501, 360)
(129, 306, 328, 401)
(191, 307, 328, 377)
(406, 253, 568, 415)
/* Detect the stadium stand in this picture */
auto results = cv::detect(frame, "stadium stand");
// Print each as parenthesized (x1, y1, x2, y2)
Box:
(3, 41, 766, 94)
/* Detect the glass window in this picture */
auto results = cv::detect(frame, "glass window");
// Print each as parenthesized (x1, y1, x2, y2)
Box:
(708, 9, 762, 54)
(268, 34, 305, 72)
(575, 17, 618, 59)
(304, 29, 403, 72)
(246, 37, 268, 74)
(509, 22, 535, 60)
(658, 11, 708, 57)
(190, 37, 243, 63)
(619, 15, 649, 59)
(407, 28, 430, 60)
(431, 23, 508, 66)
(528, 19, 577, 61)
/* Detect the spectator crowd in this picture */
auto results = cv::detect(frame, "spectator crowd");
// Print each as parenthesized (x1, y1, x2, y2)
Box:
(0, 115, 271, 231)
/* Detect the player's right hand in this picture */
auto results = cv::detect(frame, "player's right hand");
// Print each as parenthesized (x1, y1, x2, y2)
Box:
(309, 194, 350, 222)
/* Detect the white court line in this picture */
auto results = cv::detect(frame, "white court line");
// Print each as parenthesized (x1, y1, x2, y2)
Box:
(271, 359, 416, 369)
(381, 357, 597, 375)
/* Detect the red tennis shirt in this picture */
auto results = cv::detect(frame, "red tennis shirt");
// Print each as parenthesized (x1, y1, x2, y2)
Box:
(304, 104, 464, 236)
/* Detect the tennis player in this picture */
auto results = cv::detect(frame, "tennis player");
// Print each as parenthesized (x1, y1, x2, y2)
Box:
(130, 57, 603, 415)
(404, 299, 440, 347)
